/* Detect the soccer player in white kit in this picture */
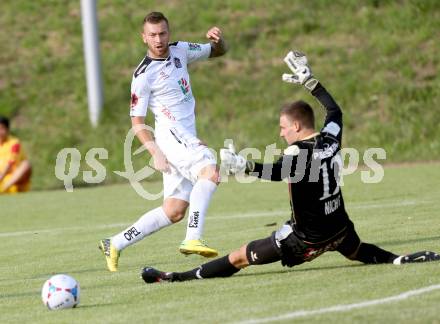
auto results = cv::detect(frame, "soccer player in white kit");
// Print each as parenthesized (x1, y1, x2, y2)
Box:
(99, 12, 228, 272)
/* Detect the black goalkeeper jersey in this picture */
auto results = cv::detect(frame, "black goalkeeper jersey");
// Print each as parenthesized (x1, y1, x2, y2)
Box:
(252, 83, 349, 243)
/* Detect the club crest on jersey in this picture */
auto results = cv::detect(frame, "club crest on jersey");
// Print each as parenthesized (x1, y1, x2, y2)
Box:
(188, 43, 201, 51)
(178, 78, 190, 94)
(174, 57, 182, 68)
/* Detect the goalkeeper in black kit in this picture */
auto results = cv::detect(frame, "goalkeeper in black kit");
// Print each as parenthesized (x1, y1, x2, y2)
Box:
(141, 50, 439, 284)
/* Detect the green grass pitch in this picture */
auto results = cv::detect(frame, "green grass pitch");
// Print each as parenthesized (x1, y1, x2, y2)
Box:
(1, 164, 440, 323)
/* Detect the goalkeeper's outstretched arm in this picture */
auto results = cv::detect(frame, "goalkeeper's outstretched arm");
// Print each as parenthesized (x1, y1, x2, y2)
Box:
(220, 146, 295, 182)
(246, 156, 298, 182)
(311, 83, 343, 141)
(282, 50, 343, 141)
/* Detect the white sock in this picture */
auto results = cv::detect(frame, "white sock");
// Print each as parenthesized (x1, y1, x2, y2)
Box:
(185, 179, 217, 241)
(111, 207, 171, 251)
(393, 255, 404, 265)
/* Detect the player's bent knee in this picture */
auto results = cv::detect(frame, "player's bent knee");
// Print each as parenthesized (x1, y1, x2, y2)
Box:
(210, 172, 221, 185)
(246, 237, 281, 265)
(167, 211, 185, 223)
(163, 199, 189, 223)
(198, 165, 220, 185)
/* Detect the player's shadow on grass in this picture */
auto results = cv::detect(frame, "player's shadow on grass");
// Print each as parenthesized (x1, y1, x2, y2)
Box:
(68, 267, 109, 275)
(376, 235, 440, 247)
(0, 290, 43, 299)
(24, 267, 109, 281)
(235, 263, 365, 278)
(77, 302, 115, 309)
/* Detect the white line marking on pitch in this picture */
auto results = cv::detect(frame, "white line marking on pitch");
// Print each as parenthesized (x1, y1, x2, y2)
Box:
(236, 284, 440, 324)
(0, 199, 427, 238)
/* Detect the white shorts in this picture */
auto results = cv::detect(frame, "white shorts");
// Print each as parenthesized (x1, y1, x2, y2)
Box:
(156, 128, 217, 202)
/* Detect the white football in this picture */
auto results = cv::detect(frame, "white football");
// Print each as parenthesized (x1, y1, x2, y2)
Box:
(41, 274, 80, 310)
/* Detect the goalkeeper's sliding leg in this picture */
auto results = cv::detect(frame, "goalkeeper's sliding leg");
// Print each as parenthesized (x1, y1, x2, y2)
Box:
(141, 236, 280, 283)
(141, 228, 440, 284)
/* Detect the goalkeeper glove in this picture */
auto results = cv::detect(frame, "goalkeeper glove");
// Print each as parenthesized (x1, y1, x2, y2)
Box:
(282, 50, 318, 91)
(220, 144, 254, 175)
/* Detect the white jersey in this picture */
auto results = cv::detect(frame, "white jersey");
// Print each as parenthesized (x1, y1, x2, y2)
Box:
(130, 41, 211, 139)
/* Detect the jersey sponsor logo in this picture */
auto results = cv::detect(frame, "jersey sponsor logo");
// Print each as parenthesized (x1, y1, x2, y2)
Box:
(188, 43, 201, 51)
(178, 78, 190, 95)
(313, 142, 339, 160)
(188, 211, 199, 228)
(161, 107, 176, 121)
(130, 93, 138, 108)
(124, 227, 141, 241)
(174, 57, 182, 68)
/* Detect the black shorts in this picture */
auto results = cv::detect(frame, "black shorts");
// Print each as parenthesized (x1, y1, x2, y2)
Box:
(269, 220, 361, 267)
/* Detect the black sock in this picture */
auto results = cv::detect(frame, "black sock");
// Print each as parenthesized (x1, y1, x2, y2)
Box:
(173, 255, 240, 282)
(356, 243, 398, 264)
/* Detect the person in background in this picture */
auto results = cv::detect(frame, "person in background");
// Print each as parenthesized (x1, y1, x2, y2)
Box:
(0, 116, 32, 194)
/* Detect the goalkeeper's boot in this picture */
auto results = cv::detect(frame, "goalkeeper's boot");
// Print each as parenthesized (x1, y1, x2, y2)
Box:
(141, 267, 174, 284)
(393, 251, 440, 265)
(179, 239, 218, 258)
(98, 239, 120, 272)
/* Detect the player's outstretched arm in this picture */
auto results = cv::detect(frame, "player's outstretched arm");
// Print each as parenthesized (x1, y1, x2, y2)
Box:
(282, 50, 342, 136)
(207, 26, 228, 58)
(310, 83, 343, 136)
(220, 144, 250, 175)
(220, 144, 289, 181)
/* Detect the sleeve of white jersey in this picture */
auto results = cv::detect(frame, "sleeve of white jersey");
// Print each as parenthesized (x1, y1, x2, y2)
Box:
(179, 41, 211, 64)
(129, 74, 150, 117)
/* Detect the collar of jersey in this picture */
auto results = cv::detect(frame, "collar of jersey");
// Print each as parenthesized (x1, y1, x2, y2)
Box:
(288, 132, 320, 146)
(147, 55, 171, 62)
(302, 132, 320, 140)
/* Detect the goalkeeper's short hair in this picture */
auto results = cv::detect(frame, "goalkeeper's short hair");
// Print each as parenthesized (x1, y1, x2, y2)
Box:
(280, 100, 315, 129)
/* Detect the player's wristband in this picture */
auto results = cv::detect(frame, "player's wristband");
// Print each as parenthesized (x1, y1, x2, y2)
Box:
(304, 78, 319, 91)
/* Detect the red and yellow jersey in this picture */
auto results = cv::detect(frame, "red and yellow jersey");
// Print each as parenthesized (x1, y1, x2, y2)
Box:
(0, 135, 30, 193)
(0, 136, 27, 173)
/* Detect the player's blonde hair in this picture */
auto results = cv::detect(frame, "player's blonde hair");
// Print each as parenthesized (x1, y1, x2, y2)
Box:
(143, 12, 169, 28)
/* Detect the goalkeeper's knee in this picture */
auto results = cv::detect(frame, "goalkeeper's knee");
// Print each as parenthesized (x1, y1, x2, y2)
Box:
(246, 237, 281, 265)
